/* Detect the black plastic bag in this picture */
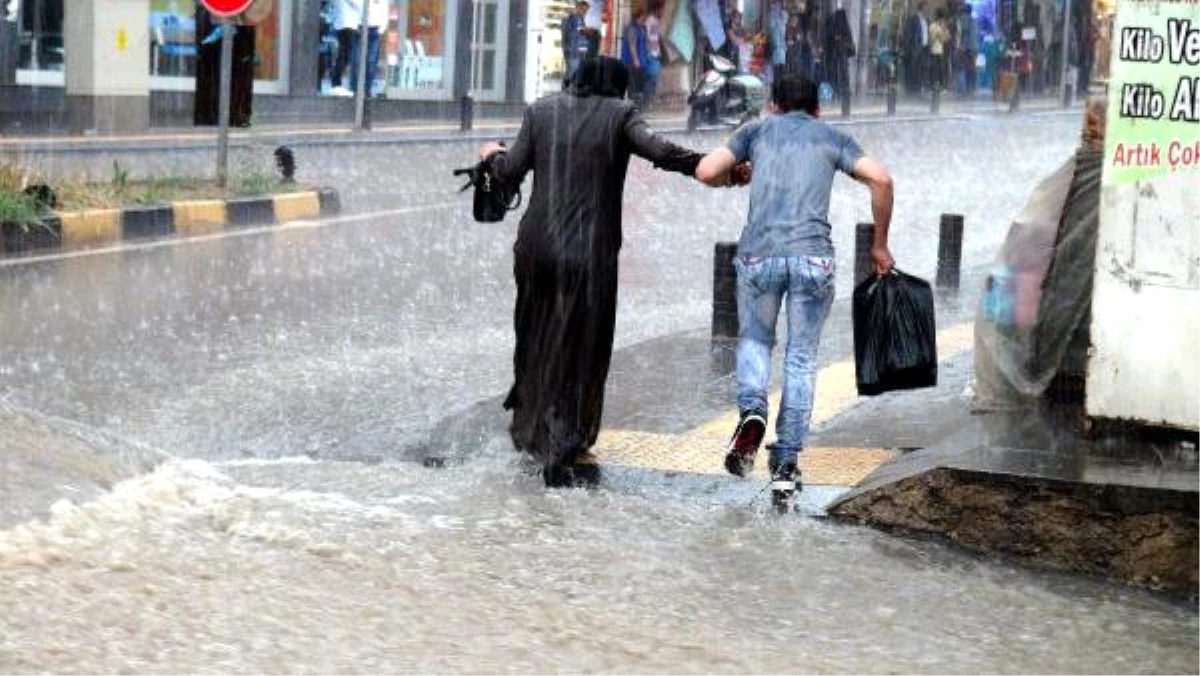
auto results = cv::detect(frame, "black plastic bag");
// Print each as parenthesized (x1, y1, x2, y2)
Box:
(852, 269, 938, 396)
(452, 155, 522, 223)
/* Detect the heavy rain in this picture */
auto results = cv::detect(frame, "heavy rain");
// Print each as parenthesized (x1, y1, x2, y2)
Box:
(0, 0, 1196, 673)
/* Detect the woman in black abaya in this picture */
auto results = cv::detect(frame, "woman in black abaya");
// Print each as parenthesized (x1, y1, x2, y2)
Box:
(478, 57, 703, 487)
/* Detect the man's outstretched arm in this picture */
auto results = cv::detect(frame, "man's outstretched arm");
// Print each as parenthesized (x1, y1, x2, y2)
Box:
(695, 147, 740, 186)
(851, 156, 895, 274)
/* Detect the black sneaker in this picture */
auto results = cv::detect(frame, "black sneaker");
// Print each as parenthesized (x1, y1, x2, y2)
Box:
(768, 461, 799, 514)
(724, 411, 767, 477)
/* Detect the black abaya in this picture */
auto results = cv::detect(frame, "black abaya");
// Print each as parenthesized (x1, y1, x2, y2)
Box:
(489, 62, 701, 474)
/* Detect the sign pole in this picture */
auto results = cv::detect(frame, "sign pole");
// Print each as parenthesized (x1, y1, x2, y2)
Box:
(354, 0, 370, 130)
(1059, 0, 1072, 106)
(216, 16, 234, 188)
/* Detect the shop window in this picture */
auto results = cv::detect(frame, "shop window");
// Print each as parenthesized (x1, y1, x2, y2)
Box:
(150, 0, 290, 93)
(15, 0, 63, 72)
(386, 0, 458, 98)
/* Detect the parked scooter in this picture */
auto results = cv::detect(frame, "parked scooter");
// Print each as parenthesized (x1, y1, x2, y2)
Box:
(686, 53, 767, 130)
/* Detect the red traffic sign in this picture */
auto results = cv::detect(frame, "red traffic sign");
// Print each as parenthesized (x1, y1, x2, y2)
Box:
(200, 0, 253, 18)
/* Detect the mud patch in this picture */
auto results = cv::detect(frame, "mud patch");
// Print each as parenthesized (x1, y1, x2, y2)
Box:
(831, 467, 1198, 593)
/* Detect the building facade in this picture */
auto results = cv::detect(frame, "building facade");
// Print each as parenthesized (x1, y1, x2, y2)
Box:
(0, 0, 532, 132)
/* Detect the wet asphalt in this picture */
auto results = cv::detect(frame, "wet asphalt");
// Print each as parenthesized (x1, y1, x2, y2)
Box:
(1, 113, 1082, 466)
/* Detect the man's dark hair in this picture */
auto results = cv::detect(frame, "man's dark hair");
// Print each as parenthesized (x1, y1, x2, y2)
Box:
(771, 74, 819, 115)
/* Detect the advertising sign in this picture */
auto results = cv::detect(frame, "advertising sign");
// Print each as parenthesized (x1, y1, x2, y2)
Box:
(1088, 0, 1200, 429)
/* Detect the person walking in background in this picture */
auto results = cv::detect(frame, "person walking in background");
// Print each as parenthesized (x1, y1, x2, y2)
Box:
(194, 3, 256, 126)
(902, 0, 928, 96)
(476, 58, 711, 488)
(768, 0, 788, 84)
(785, 6, 816, 79)
(956, 2, 980, 96)
(347, 0, 388, 98)
(561, 1, 591, 87)
(822, 5, 855, 103)
(621, 5, 649, 105)
(329, 0, 358, 95)
(640, 1, 665, 110)
(928, 8, 950, 93)
(694, 74, 895, 512)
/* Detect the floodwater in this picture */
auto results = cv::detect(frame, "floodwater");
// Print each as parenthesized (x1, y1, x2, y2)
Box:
(1, 114, 1196, 673)
(1, 441, 1197, 674)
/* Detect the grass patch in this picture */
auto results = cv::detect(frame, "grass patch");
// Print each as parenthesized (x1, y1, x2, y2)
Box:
(2, 161, 310, 213)
(0, 191, 44, 226)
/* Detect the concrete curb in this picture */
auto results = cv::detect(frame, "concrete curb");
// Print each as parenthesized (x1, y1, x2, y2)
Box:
(0, 187, 341, 257)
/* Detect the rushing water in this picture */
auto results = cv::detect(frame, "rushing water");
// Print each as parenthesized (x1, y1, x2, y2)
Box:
(0, 436, 1196, 674)
(1, 114, 1196, 673)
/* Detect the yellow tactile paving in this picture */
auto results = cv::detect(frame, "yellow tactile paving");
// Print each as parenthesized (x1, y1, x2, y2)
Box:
(172, 200, 227, 237)
(58, 209, 121, 249)
(595, 428, 900, 486)
(271, 192, 321, 224)
(595, 321, 975, 486)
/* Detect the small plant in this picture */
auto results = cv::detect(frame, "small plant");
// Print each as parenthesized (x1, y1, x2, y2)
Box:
(0, 191, 47, 227)
(232, 168, 279, 197)
(111, 160, 130, 194)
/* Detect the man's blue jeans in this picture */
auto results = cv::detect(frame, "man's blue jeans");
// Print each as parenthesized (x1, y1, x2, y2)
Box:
(735, 255, 836, 467)
(350, 27, 381, 96)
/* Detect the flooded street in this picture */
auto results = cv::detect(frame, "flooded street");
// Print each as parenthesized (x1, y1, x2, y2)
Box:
(1, 114, 1197, 673)
(2, 450, 1196, 674)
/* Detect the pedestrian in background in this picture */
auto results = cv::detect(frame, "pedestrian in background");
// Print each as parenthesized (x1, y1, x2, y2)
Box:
(695, 74, 895, 512)
(347, 0, 389, 98)
(902, 0, 928, 96)
(193, 4, 256, 127)
(822, 5, 855, 103)
(956, 2, 980, 97)
(476, 57, 708, 488)
(561, 0, 591, 87)
(640, 1, 665, 110)
(929, 8, 951, 93)
(621, 5, 649, 105)
(328, 0, 358, 95)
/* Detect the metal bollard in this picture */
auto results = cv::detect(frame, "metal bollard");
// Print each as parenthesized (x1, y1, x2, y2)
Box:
(460, 93, 474, 131)
(712, 242, 739, 343)
(1009, 76, 1021, 113)
(1062, 82, 1073, 109)
(930, 88, 941, 115)
(854, 222, 876, 287)
(936, 213, 964, 290)
(841, 91, 851, 118)
(886, 86, 897, 116)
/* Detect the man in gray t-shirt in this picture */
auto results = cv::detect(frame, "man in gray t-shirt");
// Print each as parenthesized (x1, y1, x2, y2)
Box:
(695, 74, 895, 511)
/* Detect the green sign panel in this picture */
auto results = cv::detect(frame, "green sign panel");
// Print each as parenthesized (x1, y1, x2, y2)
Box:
(1104, 0, 1200, 186)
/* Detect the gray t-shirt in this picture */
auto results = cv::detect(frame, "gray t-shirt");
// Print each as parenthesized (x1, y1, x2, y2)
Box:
(726, 112, 864, 258)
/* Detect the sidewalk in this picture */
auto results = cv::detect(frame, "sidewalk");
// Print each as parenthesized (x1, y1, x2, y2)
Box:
(0, 94, 1080, 153)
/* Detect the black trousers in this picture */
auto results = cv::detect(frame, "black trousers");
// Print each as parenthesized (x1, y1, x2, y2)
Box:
(332, 28, 356, 87)
(193, 16, 256, 127)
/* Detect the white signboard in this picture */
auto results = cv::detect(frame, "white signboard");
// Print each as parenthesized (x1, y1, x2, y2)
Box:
(1087, 0, 1200, 430)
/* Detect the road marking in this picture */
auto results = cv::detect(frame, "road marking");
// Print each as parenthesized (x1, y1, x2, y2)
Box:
(594, 321, 975, 484)
(0, 203, 459, 268)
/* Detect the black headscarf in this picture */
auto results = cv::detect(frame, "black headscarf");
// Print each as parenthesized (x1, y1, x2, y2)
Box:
(569, 56, 629, 99)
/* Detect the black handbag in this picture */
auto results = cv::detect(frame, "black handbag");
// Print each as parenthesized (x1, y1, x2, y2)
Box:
(453, 154, 522, 223)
